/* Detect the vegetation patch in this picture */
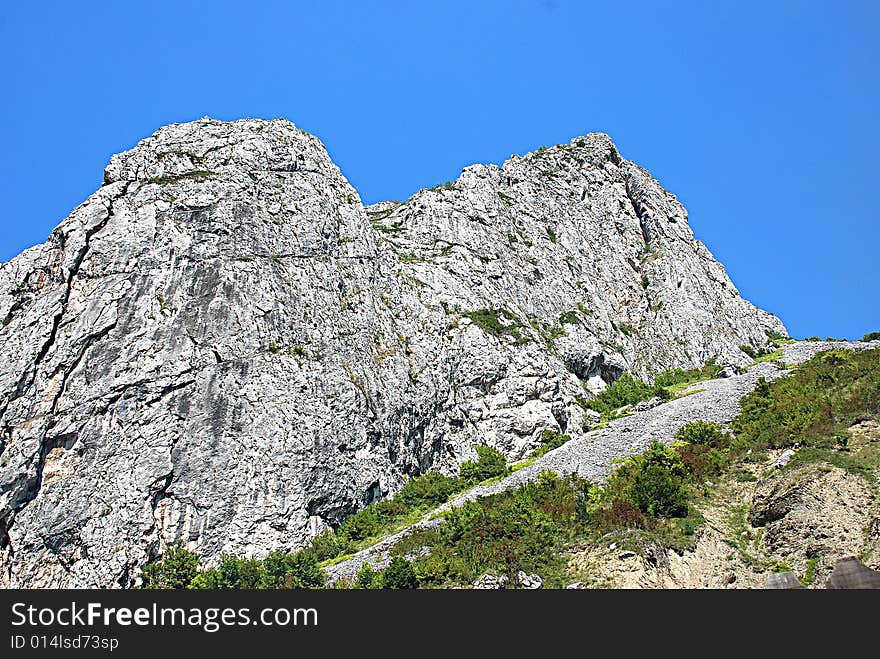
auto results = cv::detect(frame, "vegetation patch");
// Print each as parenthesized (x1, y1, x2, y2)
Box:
(529, 317, 566, 352)
(465, 308, 528, 344)
(367, 207, 395, 222)
(396, 440, 707, 588)
(460, 445, 509, 484)
(578, 360, 725, 423)
(397, 251, 424, 264)
(654, 359, 722, 390)
(147, 170, 216, 185)
(579, 372, 668, 418)
(530, 430, 572, 459)
(141, 545, 326, 590)
(732, 348, 880, 457)
(559, 310, 581, 325)
(371, 219, 405, 234)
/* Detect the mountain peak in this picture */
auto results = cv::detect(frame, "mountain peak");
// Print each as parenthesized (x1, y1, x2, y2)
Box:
(0, 118, 782, 586)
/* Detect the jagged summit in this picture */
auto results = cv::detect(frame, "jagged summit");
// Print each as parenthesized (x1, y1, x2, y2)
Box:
(0, 118, 783, 586)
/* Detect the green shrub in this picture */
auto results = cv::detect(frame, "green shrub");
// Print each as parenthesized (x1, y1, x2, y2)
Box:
(530, 430, 572, 458)
(356, 563, 380, 589)
(259, 550, 326, 589)
(189, 554, 264, 589)
(767, 330, 788, 343)
(581, 361, 723, 422)
(182, 548, 327, 590)
(465, 308, 527, 344)
(140, 545, 200, 589)
(308, 530, 353, 561)
(653, 359, 722, 389)
(862, 331, 880, 342)
(460, 445, 509, 484)
(674, 420, 729, 448)
(630, 465, 689, 518)
(605, 442, 690, 518)
(336, 511, 380, 542)
(338, 498, 408, 542)
(380, 557, 418, 589)
(407, 472, 587, 586)
(581, 372, 667, 417)
(395, 472, 466, 509)
(740, 344, 778, 361)
(318, 471, 470, 559)
(559, 310, 580, 325)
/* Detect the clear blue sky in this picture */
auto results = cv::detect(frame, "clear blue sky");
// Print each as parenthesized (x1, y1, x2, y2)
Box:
(1, 1, 877, 339)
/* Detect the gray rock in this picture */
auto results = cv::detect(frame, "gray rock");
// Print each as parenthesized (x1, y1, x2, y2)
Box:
(582, 409, 602, 430)
(825, 557, 880, 589)
(717, 366, 736, 378)
(618, 550, 637, 559)
(473, 573, 509, 589)
(0, 118, 789, 587)
(766, 572, 805, 589)
(517, 571, 542, 589)
(631, 396, 664, 413)
(772, 448, 796, 469)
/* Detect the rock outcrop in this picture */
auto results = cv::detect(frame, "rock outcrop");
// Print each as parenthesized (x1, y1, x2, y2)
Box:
(0, 117, 783, 587)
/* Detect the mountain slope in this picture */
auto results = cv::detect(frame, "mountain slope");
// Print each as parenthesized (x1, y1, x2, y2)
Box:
(326, 342, 880, 588)
(0, 118, 782, 587)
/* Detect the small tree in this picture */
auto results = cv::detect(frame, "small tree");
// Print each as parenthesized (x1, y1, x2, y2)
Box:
(628, 442, 689, 517)
(259, 550, 326, 589)
(281, 552, 327, 589)
(380, 557, 418, 589)
(395, 472, 466, 508)
(190, 554, 264, 589)
(606, 442, 690, 518)
(460, 445, 508, 484)
(356, 563, 380, 589)
(140, 544, 200, 589)
(675, 420, 728, 448)
(308, 530, 353, 562)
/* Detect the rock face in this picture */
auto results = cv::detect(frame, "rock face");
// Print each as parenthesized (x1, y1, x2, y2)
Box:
(0, 117, 784, 587)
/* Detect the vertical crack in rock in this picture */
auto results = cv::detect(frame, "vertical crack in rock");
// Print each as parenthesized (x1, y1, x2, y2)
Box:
(148, 472, 175, 562)
(0, 183, 131, 553)
(0, 182, 132, 424)
(622, 168, 652, 250)
(145, 377, 197, 567)
(47, 321, 119, 414)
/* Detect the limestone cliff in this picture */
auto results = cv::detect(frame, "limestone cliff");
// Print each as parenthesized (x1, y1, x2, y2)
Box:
(0, 118, 784, 587)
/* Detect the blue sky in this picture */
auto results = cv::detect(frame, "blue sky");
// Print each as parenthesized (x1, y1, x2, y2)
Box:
(1, 1, 877, 339)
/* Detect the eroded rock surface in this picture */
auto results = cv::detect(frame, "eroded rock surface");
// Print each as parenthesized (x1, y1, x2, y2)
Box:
(0, 118, 783, 587)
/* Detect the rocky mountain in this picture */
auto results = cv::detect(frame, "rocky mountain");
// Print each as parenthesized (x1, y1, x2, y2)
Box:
(0, 117, 784, 587)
